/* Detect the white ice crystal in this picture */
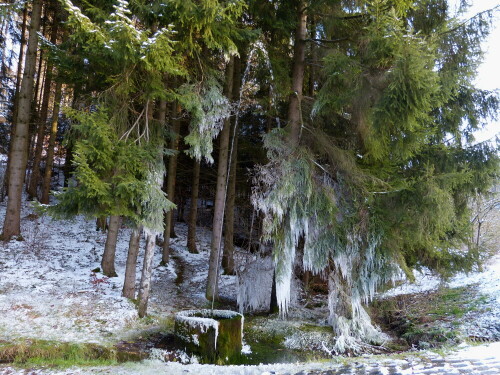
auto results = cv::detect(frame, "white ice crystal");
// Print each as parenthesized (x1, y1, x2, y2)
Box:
(237, 255, 274, 313)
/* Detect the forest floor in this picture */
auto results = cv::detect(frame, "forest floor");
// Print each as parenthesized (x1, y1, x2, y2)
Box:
(0, 180, 498, 374)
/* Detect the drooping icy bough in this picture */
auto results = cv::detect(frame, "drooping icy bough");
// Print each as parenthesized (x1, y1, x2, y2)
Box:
(138, 158, 174, 233)
(252, 130, 398, 352)
(179, 79, 231, 164)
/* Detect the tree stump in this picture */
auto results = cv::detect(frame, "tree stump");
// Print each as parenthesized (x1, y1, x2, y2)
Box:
(174, 309, 243, 363)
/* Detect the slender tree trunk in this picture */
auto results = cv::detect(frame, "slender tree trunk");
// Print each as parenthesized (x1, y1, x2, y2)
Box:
(40, 81, 62, 204)
(270, 270, 279, 314)
(25, 45, 45, 189)
(63, 146, 73, 187)
(222, 134, 238, 274)
(33, 57, 43, 112)
(32, 13, 46, 114)
(187, 159, 200, 253)
(176, 193, 185, 222)
(137, 231, 156, 317)
(28, 16, 59, 200)
(206, 56, 235, 301)
(63, 85, 81, 187)
(222, 136, 237, 275)
(308, 16, 317, 97)
(287, 1, 307, 147)
(13, 5, 28, 119)
(122, 227, 141, 299)
(2, 5, 28, 202)
(153, 91, 168, 246)
(96, 216, 107, 232)
(269, 1, 308, 311)
(222, 56, 242, 275)
(161, 102, 181, 265)
(2, 0, 43, 240)
(101, 215, 121, 277)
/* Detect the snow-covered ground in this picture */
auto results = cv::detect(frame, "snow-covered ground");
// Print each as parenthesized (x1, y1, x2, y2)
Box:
(0, 199, 245, 346)
(0, 201, 139, 344)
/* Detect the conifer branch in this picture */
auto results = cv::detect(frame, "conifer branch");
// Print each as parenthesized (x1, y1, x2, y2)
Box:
(120, 106, 145, 141)
(440, 5, 500, 36)
(306, 37, 348, 44)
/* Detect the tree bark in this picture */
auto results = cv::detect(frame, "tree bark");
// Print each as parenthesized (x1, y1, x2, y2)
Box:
(101, 215, 121, 277)
(40, 80, 62, 204)
(287, 1, 307, 147)
(187, 159, 200, 254)
(222, 134, 237, 275)
(122, 227, 141, 299)
(25, 13, 47, 193)
(1, 4, 28, 202)
(308, 16, 317, 97)
(96, 216, 107, 232)
(269, 1, 307, 312)
(137, 231, 156, 317)
(32, 12, 46, 114)
(161, 102, 181, 265)
(270, 270, 279, 314)
(63, 145, 73, 187)
(28, 15, 59, 200)
(206, 56, 235, 301)
(222, 56, 242, 275)
(2, 0, 43, 240)
(12, 4, 28, 124)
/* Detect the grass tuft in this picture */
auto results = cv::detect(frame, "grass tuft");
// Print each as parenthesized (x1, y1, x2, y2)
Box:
(0, 339, 117, 368)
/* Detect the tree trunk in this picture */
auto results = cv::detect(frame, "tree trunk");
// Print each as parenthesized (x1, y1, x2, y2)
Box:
(12, 4, 28, 126)
(222, 56, 242, 275)
(161, 102, 181, 265)
(269, 1, 307, 313)
(2, 0, 43, 240)
(137, 231, 156, 317)
(63, 85, 81, 187)
(96, 216, 107, 232)
(187, 159, 200, 254)
(101, 215, 121, 277)
(308, 16, 317, 98)
(25, 13, 47, 193)
(1, 4, 28, 202)
(206, 57, 235, 301)
(63, 146, 73, 187)
(222, 135, 237, 275)
(32, 6, 47, 115)
(287, 1, 307, 147)
(28, 15, 59, 200)
(40, 80, 62, 204)
(122, 227, 142, 299)
(269, 270, 279, 314)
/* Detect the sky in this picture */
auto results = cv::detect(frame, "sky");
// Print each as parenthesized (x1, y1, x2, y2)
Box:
(460, 0, 500, 143)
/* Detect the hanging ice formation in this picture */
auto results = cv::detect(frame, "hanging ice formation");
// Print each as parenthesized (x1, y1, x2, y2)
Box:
(236, 254, 274, 313)
(252, 131, 399, 353)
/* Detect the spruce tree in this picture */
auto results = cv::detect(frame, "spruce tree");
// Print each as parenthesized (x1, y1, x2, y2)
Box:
(252, 0, 499, 353)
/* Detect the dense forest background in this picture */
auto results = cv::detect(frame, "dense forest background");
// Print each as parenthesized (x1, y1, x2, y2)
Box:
(0, 0, 498, 353)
